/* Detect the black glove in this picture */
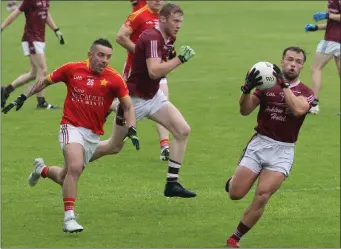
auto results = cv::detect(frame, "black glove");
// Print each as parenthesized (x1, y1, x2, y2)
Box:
(127, 126, 140, 150)
(168, 45, 177, 60)
(54, 28, 65, 45)
(2, 94, 27, 114)
(241, 68, 263, 94)
(1, 86, 10, 108)
(273, 64, 289, 88)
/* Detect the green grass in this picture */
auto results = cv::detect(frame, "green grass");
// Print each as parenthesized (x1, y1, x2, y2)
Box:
(1, 1, 340, 248)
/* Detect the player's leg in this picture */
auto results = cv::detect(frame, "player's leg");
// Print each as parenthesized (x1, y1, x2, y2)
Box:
(310, 40, 334, 114)
(28, 158, 67, 186)
(1, 55, 37, 108)
(225, 134, 261, 199)
(150, 99, 195, 198)
(29, 46, 58, 109)
(227, 169, 285, 247)
(62, 142, 85, 233)
(157, 79, 170, 161)
(89, 112, 128, 162)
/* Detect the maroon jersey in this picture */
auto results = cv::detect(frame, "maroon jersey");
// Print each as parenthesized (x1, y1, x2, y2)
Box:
(253, 80, 314, 143)
(325, 0, 341, 43)
(127, 28, 173, 99)
(19, 0, 49, 42)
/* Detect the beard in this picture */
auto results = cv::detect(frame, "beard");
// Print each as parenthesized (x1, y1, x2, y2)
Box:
(283, 70, 299, 81)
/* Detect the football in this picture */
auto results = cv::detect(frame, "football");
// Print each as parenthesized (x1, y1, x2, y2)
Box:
(251, 61, 277, 90)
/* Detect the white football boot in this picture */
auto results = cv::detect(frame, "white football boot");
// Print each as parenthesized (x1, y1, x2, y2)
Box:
(28, 158, 45, 186)
(309, 105, 319, 115)
(63, 217, 84, 233)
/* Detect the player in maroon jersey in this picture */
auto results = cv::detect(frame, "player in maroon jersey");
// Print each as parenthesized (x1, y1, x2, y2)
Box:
(1, 0, 64, 110)
(2, 38, 139, 233)
(225, 47, 314, 248)
(91, 3, 197, 198)
(305, 0, 340, 114)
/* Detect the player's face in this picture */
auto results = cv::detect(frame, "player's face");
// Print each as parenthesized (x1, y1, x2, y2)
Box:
(280, 50, 305, 80)
(162, 12, 183, 39)
(147, 0, 164, 12)
(88, 45, 112, 74)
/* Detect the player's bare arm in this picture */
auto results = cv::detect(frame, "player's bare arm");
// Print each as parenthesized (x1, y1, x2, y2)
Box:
(146, 57, 182, 79)
(119, 96, 136, 128)
(119, 95, 140, 150)
(2, 77, 53, 114)
(239, 67, 262, 115)
(239, 94, 260, 116)
(328, 13, 341, 22)
(273, 64, 309, 116)
(317, 23, 327, 30)
(24, 77, 52, 98)
(1, 8, 22, 31)
(282, 89, 310, 116)
(146, 45, 195, 79)
(116, 25, 135, 52)
(47, 12, 64, 44)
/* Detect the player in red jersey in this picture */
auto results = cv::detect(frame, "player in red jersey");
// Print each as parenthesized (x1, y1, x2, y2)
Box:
(91, 3, 196, 198)
(130, 0, 147, 12)
(116, 0, 172, 161)
(305, 0, 340, 114)
(2, 38, 139, 233)
(225, 47, 314, 248)
(1, 0, 64, 110)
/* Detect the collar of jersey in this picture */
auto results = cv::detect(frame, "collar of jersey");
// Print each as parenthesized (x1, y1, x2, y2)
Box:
(289, 78, 300, 88)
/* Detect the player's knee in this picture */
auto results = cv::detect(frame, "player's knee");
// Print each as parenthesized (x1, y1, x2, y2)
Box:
(310, 63, 322, 72)
(228, 189, 246, 200)
(254, 191, 271, 207)
(175, 124, 191, 140)
(67, 164, 83, 178)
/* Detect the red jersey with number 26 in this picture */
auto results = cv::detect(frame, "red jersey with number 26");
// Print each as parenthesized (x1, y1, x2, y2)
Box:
(47, 60, 129, 135)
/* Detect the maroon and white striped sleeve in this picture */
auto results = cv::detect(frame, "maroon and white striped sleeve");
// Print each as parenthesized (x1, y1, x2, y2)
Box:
(145, 39, 162, 59)
(302, 87, 315, 107)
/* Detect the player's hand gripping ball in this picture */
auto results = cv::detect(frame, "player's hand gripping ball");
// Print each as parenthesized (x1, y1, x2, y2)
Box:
(250, 62, 277, 90)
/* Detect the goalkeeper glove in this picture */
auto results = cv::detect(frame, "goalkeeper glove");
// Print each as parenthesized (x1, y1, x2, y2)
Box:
(273, 64, 289, 89)
(313, 12, 329, 22)
(241, 68, 263, 94)
(2, 94, 27, 114)
(54, 28, 65, 45)
(305, 24, 318, 32)
(127, 126, 140, 150)
(178, 46, 195, 63)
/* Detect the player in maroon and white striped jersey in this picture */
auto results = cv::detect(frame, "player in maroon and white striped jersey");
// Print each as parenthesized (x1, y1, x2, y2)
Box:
(225, 47, 314, 248)
(1, 0, 65, 110)
(305, 0, 340, 114)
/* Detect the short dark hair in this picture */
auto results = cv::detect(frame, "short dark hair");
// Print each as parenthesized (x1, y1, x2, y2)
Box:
(282, 46, 307, 62)
(160, 3, 184, 19)
(92, 38, 112, 49)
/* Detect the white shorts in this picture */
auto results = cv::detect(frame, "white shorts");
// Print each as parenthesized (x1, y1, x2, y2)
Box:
(132, 89, 170, 121)
(22, 41, 45, 56)
(238, 134, 295, 177)
(58, 124, 100, 165)
(316, 40, 340, 57)
(160, 77, 168, 85)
